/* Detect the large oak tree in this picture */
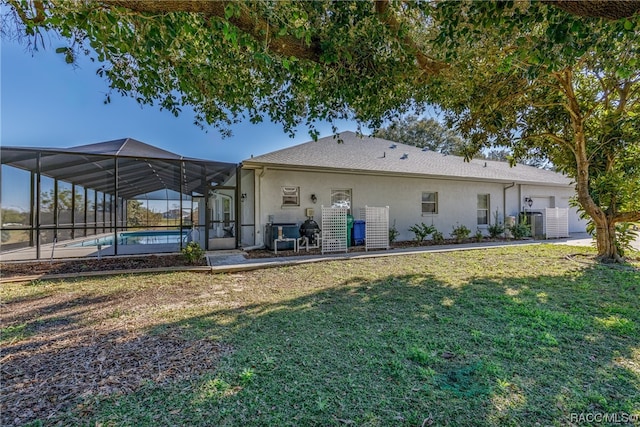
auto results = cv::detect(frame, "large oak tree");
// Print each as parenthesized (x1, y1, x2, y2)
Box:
(427, 2, 640, 261)
(5, 0, 640, 261)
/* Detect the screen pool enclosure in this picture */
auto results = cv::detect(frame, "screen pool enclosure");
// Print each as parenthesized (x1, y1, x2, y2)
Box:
(1, 138, 239, 261)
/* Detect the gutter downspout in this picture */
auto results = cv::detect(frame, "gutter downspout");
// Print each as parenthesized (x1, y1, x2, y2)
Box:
(503, 182, 515, 223)
(518, 184, 522, 214)
(255, 167, 267, 246)
(236, 163, 242, 249)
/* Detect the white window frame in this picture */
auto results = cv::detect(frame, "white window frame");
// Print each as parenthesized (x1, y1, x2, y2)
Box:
(281, 186, 300, 207)
(421, 191, 438, 215)
(477, 194, 490, 225)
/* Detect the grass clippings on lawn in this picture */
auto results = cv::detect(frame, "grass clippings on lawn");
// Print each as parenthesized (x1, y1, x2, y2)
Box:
(1, 245, 638, 426)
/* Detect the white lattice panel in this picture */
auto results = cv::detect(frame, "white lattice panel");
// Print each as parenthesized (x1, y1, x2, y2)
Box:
(321, 206, 348, 253)
(545, 208, 569, 238)
(365, 206, 389, 251)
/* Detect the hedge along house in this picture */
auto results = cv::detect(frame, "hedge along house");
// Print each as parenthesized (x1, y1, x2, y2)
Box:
(240, 131, 587, 246)
(1, 139, 238, 261)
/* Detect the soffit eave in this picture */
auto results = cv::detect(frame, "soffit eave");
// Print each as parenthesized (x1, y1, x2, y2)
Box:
(240, 162, 574, 188)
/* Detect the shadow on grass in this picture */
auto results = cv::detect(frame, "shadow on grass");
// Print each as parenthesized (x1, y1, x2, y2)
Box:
(3, 264, 639, 426)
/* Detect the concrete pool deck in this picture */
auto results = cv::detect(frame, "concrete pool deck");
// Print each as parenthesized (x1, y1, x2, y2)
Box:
(0, 229, 199, 261)
(0, 241, 182, 262)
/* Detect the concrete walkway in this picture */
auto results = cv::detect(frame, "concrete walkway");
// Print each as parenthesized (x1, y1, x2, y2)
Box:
(206, 232, 599, 273)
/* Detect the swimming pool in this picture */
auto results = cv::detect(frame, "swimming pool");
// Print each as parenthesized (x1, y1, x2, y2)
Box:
(67, 230, 189, 247)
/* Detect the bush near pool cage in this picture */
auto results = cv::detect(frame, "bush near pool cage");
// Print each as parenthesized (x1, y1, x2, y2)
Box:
(181, 241, 205, 264)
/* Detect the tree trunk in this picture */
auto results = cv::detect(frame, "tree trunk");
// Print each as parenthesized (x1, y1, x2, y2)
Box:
(592, 216, 624, 263)
(556, 68, 624, 263)
(573, 142, 623, 262)
(572, 136, 627, 261)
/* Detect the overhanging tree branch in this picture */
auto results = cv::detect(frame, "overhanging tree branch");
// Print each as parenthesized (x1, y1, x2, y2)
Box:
(520, 132, 575, 154)
(374, 0, 447, 76)
(544, 0, 640, 20)
(103, 0, 446, 76)
(7, 0, 46, 24)
(104, 0, 322, 62)
(553, 69, 585, 124)
(614, 211, 640, 223)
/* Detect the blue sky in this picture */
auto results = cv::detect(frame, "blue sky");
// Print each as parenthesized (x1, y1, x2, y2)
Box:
(1, 35, 357, 163)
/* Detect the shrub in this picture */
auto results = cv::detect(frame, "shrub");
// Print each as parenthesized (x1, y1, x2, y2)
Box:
(451, 223, 471, 243)
(409, 223, 436, 243)
(475, 228, 484, 242)
(509, 217, 531, 240)
(432, 230, 444, 244)
(389, 220, 400, 243)
(615, 222, 639, 256)
(487, 210, 505, 238)
(181, 241, 205, 264)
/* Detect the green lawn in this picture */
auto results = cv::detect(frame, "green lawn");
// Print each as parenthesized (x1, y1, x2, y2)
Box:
(2, 245, 639, 426)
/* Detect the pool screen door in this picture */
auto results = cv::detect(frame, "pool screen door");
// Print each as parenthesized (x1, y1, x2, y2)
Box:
(207, 187, 236, 249)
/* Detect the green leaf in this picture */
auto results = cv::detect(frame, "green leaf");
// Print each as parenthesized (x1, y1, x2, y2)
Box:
(224, 4, 236, 20)
(615, 67, 632, 79)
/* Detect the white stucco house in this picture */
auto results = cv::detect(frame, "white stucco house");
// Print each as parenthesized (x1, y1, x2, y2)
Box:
(237, 131, 587, 248)
(0, 132, 588, 260)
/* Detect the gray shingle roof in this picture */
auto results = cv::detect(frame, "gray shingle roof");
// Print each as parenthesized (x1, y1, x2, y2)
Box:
(243, 131, 573, 186)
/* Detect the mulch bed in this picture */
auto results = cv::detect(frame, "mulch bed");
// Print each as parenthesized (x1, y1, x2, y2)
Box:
(243, 238, 499, 259)
(243, 244, 369, 259)
(0, 255, 207, 279)
(1, 273, 233, 426)
(1, 329, 231, 426)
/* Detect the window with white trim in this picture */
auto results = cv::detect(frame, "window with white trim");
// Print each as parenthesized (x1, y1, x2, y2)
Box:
(281, 186, 300, 207)
(330, 189, 351, 209)
(422, 191, 438, 215)
(477, 194, 490, 225)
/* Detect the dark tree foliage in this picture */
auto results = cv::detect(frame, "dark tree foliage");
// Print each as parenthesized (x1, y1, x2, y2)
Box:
(5, 0, 639, 261)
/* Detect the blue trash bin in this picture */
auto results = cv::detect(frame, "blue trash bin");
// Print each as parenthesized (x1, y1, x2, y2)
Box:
(353, 220, 366, 245)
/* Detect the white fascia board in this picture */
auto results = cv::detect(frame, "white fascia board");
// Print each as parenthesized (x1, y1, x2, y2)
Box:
(240, 161, 574, 188)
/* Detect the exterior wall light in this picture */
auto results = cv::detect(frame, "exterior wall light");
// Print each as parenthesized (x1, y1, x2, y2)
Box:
(524, 197, 533, 208)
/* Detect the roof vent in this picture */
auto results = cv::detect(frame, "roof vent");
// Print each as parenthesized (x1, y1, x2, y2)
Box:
(421, 147, 429, 152)
(484, 162, 487, 167)
(389, 144, 397, 149)
(401, 153, 408, 159)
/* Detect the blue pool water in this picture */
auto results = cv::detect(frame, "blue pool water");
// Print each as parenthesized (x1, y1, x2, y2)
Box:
(68, 230, 188, 247)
